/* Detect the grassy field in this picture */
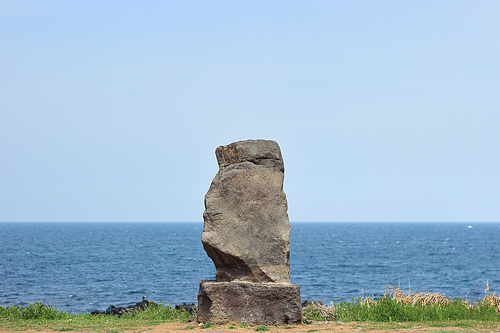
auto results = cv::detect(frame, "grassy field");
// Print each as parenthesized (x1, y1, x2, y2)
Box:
(1, 286, 499, 332)
(0, 302, 192, 332)
(303, 284, 500, 322)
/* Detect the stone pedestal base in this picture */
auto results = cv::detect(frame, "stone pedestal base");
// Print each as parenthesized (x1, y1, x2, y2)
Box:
(197, 280, 302, 326)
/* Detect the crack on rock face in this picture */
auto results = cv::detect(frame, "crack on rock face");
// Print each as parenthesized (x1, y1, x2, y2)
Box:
(215, 139, 285, 173)
(202, 241, 253, 282)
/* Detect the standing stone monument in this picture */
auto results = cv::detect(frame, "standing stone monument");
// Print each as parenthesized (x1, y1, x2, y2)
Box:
(197, 139, 302, 326)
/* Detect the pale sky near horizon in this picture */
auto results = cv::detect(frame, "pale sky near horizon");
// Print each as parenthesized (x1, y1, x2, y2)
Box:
(1, 1, 499, 222)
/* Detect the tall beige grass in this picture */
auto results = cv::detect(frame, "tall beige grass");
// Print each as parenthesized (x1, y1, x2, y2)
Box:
(383, 282, 500, 312)
(384, 284, 452, 306)
(302, 281, 500, 321)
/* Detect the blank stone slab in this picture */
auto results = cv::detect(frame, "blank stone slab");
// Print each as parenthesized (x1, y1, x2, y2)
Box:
(197, 280, 302, 326)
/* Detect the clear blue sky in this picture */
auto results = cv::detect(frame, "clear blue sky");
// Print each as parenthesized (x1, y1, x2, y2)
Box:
(1, 1, 499, 222)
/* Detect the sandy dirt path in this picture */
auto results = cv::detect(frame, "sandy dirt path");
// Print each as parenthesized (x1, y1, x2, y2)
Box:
(2, 321, 500, 333)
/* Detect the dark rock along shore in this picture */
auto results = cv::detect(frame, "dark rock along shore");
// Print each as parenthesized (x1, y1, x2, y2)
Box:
(90, 298, 196, 317)
(90, 298, 316, 317)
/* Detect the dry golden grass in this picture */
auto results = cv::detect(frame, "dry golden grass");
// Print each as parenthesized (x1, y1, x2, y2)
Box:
(383, 283, 500, 313)
(481, 280, 500, 312)
(301, 301, 335, 320)
(359, 295, 375, 307)
(303, 283, 500, 320)
(484, 293, 500, 311)
(384, 284, 453, 306)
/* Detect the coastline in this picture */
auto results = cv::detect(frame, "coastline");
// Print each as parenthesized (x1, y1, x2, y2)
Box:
(2, 222, 499, 312)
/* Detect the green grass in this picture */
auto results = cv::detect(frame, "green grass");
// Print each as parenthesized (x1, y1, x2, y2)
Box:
(0, 301, 192, 332)
(178, 325, 196, 330)
(356, 320, 500, 332)
(2, 289, 499, 332)
(254, 325, 270, 331)
(303, 296, 500, 323)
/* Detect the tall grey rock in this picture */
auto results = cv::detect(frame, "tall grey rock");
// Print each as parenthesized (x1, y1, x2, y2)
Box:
(198, 139, 301, 326)
(202, 139, 291, 283)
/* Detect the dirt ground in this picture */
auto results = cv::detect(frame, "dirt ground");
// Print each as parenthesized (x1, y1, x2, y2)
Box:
(2, 321, 500, 333)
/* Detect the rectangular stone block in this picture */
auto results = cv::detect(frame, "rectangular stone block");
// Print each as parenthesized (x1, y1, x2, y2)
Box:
(197, 280, 302, 326)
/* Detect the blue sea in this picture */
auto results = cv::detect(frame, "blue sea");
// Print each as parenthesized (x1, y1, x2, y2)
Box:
(1, 222, 499, 313)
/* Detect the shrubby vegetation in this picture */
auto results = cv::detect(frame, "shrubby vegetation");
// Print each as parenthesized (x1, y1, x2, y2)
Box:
(303, 285, 500, 322)
(1, 285, 499, 331)
(0, 301, 192, 331)
(0, 302, 69, 320)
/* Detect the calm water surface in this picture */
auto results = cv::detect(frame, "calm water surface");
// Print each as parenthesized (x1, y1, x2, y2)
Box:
(1, 222, 499, 313)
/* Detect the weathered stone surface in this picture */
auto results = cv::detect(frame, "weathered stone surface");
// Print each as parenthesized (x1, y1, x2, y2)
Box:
(199, 140, 301, 326)
(202, 139, 291, 283)
(197, 280, 302, 326)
